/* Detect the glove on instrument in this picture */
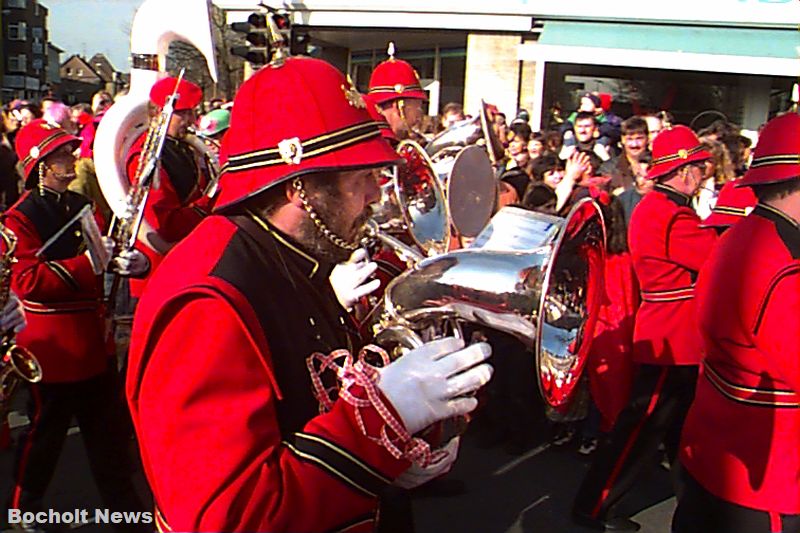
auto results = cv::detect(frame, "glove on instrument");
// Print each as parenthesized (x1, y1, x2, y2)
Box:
(86, 236, 115, 274)
(329, 248, 380, 310)
(0, 292, 26, 334)
(112, 249, 150, 277)
(393, 436, 460, 489)
(377, 336, 493, 435)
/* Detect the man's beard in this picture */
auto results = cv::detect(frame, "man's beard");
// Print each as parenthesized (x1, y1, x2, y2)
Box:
(296, 183, 371, 264)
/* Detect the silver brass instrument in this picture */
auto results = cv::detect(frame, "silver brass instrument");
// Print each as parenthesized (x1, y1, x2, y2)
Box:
(367, 140, 451, 263)
(371, 199, 606, 410)
(425, 100, 505, 238)
(0, 224, 42, 414)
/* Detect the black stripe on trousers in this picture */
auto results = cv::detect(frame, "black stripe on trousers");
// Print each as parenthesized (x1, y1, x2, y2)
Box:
(572, 364, 699, 519)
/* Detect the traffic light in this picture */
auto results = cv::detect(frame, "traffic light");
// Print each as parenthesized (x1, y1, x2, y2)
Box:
(230, 12, 270, 65)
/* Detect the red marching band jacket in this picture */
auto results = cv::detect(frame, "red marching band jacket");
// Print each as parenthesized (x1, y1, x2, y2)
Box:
(125, 133, 213, 297)
(627, 184, 717, 365)
(127, 215, 410, 532)
(2, 190, 109, 382)
(681, 204, 800, 514)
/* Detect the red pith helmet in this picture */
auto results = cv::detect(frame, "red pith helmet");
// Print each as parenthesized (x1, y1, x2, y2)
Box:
(367, 42, 427, 106)
(216, 56, 400, 210)
(149, 76, 202, 111)
(738, 113, 800, 187)
(700, 180, 757, 229)
(646, 125, 711, 181)
(15, 119, 81, 188)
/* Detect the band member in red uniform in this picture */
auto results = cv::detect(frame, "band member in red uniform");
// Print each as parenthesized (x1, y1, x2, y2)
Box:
(3, 120, 148, 525)
(125, 76, 213, 297)
(368, 43, 427, 142)
(573, 125, 717, 531)
(126, 57, 493, 533)
(674, 112, 800, 533)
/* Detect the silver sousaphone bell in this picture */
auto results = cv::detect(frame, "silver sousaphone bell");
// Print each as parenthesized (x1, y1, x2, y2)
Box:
(425, 99, 506, 239)
(372, 199, 607, 410)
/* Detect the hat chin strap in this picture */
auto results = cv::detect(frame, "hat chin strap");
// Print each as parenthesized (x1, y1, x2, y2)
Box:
(292, 178, 359, 252)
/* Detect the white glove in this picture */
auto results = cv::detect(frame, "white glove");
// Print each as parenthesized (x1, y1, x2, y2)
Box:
(378, 337, 492, 435)
(393, 437, 460, 489)
(112, 249, 150, 277)
(0, 292, 26, 334)
(86, 236, 114, 274)
(329, 248, 380, 310)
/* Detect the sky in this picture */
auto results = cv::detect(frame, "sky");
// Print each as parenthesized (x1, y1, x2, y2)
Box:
(43, 0, 140, 73)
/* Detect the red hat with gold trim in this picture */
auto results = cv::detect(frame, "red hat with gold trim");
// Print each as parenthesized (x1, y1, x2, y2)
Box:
(646, 125, 711, 181)
(215, 56, 400, 210)
(367, 43, 427, 106)
(700, 179, 757, 229)
(15, 119, 81, 187)
(738, 113, 800, 187)
(149, 76, 202, 111)
(362, 93, 398, 144)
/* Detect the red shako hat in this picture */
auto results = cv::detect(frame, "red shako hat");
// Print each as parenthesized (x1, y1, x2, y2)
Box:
(646, 125, 711, 181)
(700, 179, 757, 229)
(215, 56, 400, 210)
(149, 77, 202, 111)
(738, 113, 800, 187)
(15, 119, 81, 187)
(367, 43, 427, 106)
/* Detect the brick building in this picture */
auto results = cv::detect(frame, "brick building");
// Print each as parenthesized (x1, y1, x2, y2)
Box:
(2, 0, 49, 101)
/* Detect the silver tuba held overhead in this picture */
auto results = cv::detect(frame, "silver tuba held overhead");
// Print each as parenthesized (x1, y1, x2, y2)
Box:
(425, 100, 506, 239)
(371, 199, 606, 410)
(94, 0, 218, 255)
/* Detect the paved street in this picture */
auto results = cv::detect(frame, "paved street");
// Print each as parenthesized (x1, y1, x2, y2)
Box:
(0, 408, 676, 533)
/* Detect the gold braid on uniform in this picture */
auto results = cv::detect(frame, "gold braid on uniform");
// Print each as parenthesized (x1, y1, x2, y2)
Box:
(292, 177, 358, 252)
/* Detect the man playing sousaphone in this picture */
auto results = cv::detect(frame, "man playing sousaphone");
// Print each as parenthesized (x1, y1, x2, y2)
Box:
(124, 76, 214, 299)
(2, 119, 147, 524)
(126, 56, 493, 533)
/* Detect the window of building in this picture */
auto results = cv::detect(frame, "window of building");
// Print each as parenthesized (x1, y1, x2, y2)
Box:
(31, 27, 43, 40)
(32, 58, 43, 71)
(32, 43, 43, 55)
(7, 22, 27, 41)
(77, 69, 83, 77)
(66, 67, 72, 76)
(4, 0, 26, 9)
(8, 55, 27, 73)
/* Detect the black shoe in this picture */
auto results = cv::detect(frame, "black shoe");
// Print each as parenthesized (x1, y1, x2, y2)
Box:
(572, 511, 641, 531)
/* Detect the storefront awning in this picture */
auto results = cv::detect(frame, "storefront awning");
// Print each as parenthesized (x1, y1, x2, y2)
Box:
(520, 22, 799, 76)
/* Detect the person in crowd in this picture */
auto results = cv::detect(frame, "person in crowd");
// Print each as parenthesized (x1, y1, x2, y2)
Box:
(616, 152, 653, 227)
(673, 112, 800, 533)
(600, 116, 650, 194)
(573, 125, 718, 531)
(528, 131, 545, 162)
(522, 151, 591, 216)
(196, 107, 231, 157)
(493, 111, 509, 148)
(12, 103, 41, 129)
(125, 76, 214, 299)
(439, 102, 465, 131)
(499, 121, 533, 201)
(3, 120, 148, 528)
(368, 46, 428, 143)
(562, 93, 620, 160)
(561, 111, 611, 163)
(0, 113, 21, 212)
(42, 101, 77, 135)
(643, 113, 664, 150)
(126, 56, 492, 533)
(693, 139, 734, 220)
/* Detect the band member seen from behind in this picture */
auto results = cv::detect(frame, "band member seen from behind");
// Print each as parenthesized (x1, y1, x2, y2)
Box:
(368, 44, 428, 143)
(125, 76, 213, 298)
(3, 120, 148, 526)
(572, 126, 718, 531)
(126, 57, 493, 533)
(673, 113, 800, 533)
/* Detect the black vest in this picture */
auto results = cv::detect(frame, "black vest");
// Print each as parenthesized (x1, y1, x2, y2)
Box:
(14, 188, 92, 260)
(160, 137, 200, 203)
(209, 214, 362, 435)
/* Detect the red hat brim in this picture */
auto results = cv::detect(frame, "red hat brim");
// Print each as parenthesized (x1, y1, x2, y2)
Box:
(367, 89, 428, 106)
(737, 164, 800, 187)
(214, 133, 400, 211)
(645, 149, 711, 181)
